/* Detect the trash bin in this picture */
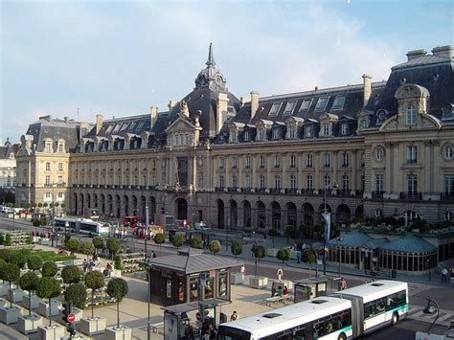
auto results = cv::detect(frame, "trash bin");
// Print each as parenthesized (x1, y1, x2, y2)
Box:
(220, 312, 227, 324)
(391, 269, 396, 278)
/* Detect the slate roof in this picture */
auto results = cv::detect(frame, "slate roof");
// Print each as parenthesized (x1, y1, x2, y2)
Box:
(0, 139, 18, 159)
(380, 236, 437, 253)
(149, 247, 240, 274)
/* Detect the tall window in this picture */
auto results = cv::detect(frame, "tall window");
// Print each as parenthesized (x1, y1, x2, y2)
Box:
(342, 152, 349, 167)
(58, 162, 63, 171)
(46, 142, 52, 152)
(324, 175, 331, 188)
(46, 162, 51, 171)
(45, 176, 50, 186)
(283, 101, 296, 115)
(304, 125, 313, 138)
(245, 155, 251, 169)
(288, 125, 297, 139)
(272, 128, 281, 140)
(274, 155, 281, 168)
(342, 175, 350, 191)
(259, 175, 266, 189)
(231, 156, 238, 168)
(58, 143, 64, 153)
(445, 175, 454, 196)
(290, 175, 297, 190)
(259, 156, 266, 168)
(219, 175, 225, 188)
(444, 145, 453, 160)
(323, 153, 331, 167)
(245, 174, 251, 188)
(258, 128, 266, 141)
(341, 123, 349, 135)
(290, 154, 297, 168)
(407, 174, 418, 195)
(244, 130, 250, 142)
(306, 153, 313, 168)
(307, 175, 313, 190)
(219, 157, 225, 169)
(406, 145, 417, 163)
(232, 175, 238, 188)
(274, 175, 281, 190)
(375, 174, 384, 193)
(322, 123, 330, 136)
(406, 105, 417, 125)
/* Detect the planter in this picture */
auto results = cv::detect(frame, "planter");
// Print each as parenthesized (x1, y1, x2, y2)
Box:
(0, 298, 6, 308)
(23, 294, 40, 310)
(230, 272, 244, 285)
(0, 306, 21, 324)
(79, 317, 107, 336)
(38, 324, 66, 340)
(17, 313, 43, 334)
(266, 248, 278, 257)
(60, 307, 83, 323)
(38, 299, 61, 317)
(0, 282, 9, 296)
(105, 325, 132, 340)
(249, 276, 268, 289)
(9, 288, 24, 303)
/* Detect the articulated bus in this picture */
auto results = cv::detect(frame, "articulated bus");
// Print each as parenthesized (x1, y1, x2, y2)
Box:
(54, 217, 110, 237)
(217, 280, 408, 340)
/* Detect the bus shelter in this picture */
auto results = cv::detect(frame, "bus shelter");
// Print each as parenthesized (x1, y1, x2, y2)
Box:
(163, 299, 230, 339)
(294, 276, 331, 303)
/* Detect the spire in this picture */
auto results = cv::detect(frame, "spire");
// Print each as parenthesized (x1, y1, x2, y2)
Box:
(206, 42, 215, 67)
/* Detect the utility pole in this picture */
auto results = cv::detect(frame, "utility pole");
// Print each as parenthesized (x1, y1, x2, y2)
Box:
(145, 205, 151, 340)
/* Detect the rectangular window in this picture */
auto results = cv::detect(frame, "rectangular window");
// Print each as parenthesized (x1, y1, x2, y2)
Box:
(290, 154, 297, 168)
(45, 176, 50, 186)
(306, 154, 313, 168)
(219, 175, 225, 188)
(274, 175, 281, 189)
(298, 99, 313, 113)
(323, 153, 331, 167)
(232, 156, 238, 168)
(407, 174, 418, 195)
(283, 101, 296, 115)
(314, 96, 330, 112)
(274, 155, 281, 168)
(331, 95, 347, 111)
(307, 175, 313, 190)
(290, 175, 297, 190)
(259, 175, 266, 189)
(288, 125, 297, 139)
(342, 175, 350, 191)
(219, 157, 225, 169)
(245, 174, 251, 188)
(272, 128, 281, 140)
(342, 153, 349, 167)
(58, 163, 63, 171)
(269, 102, 282, 116)
(46, 162, 50, 171)
(406, 145, 417, 163)
(244, 130, 250, 142)
(341, 123, 349, 135)
(445, 175, 454, 195)
(259, 156, 266, 168)
(245, 155, 251, 169)
(304, 125, 313, 138)
(375, 174, 384, 192)
(323, 123, 330, 136)
(232, 175, 238, 188)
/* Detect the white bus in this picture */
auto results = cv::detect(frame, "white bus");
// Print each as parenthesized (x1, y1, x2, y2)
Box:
(217, 280, 408, 340)
(54, 217, 110, 237)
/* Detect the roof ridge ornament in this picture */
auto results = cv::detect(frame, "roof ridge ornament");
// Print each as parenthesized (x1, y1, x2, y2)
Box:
(206, 42, 216, 67)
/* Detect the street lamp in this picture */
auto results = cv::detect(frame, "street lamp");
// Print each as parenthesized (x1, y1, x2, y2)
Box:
(145, 205, 151, 340)
(337, 237, 343, 277)
(426, 257, 431, 282)
(322, 183, 338, 275)
(423, 296, 440, 334)
(64, 221, 69, 246)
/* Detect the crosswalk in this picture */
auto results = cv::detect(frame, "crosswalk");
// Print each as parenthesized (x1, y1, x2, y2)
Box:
(408, 305, 454, 327)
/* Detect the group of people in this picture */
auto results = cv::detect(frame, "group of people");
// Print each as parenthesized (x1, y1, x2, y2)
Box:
(82, 254, 100, 272)
(271, 285, 289, 297)
(441, 267, 453, 283)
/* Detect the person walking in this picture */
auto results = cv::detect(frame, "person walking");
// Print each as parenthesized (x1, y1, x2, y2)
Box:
(230, 311, 239, 321)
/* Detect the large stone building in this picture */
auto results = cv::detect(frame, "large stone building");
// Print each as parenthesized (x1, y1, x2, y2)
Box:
(15, 44, 454, 232)
(0, 138, 18, 189)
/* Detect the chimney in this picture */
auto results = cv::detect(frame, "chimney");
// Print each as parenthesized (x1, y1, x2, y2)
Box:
(150, 106, 158, 127)
(79, 122, 89, 140)
(431, 45, 453, 59)
(168, 100, 177, 111)
(362, 74, 372, 108)
(95, 114, 103, 134)
(250, 91, 259, 120)
(216, 93, 229, 134)
(406, 49, 427, 61)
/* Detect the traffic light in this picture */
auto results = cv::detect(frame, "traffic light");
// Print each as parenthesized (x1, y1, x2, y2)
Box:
(67, 322, 76, 336)
(62, 302, 71, 323)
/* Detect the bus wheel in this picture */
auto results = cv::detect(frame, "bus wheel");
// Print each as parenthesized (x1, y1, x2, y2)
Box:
(391, 312, 399, 325)
(338, 333, 347, 340)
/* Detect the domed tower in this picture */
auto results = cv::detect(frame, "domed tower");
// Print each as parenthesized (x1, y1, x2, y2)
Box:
(194, 43, 228, 92)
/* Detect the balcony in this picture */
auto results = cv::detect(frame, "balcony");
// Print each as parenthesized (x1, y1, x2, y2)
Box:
(399, 192, 423, 200)
(371, 191, 384, 199)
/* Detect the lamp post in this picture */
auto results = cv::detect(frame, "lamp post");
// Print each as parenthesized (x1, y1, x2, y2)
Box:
(64, 221, 69, 246)
(322, 183, 338, 275)
(337, 237, 343, 278)
(426, 257, 431, 282)
(423, 296, 440, 334)
(145, 205, 151, 340)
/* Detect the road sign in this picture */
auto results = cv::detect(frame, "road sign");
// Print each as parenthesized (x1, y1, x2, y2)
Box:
(67, 313, 76, 323)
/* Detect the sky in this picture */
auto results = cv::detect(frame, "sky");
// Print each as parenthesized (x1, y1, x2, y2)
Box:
(1, 0, 453, 144)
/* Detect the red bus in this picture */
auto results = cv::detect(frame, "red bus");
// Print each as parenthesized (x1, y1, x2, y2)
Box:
(123, 216, 139, 228)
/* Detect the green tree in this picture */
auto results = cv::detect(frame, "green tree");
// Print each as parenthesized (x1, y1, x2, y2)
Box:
(106, 238, 121, 260)
(277, 248, 291, 264)
(79, 241, 95, 260)
(171, 233, 184, 248)
(10, 252, 27, 269)
(0, 233, 4, 245)
(42, 261, 58, 277)
(4, 233, 12, 246)
(20, 271, 40, 316)
(154, 233, 165, 255)
(190, 236, 204, 249)
(209, 240, 221, 255)
(27, 255, 43, 271)
(64, 282, 87, 309)
(92, 236, 105, 255)
(0, 248, 12, 261)
(231, 240, 243, 258)
(84, 271, 105, 318)
(61, 265, 81, 285)
(253, 245, 266, 277)
(66, 238, 80, 253)
(106, 278, 128, 328)
(36, 277, 61, 326)
(1, 263, 20, 307)
(303, 249, 318, 277)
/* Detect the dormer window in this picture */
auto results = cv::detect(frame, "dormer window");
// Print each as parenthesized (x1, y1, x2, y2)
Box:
(287, 124, 297, 139)
(229, 129, 238, 143)
(377, 110, 386, 124)
(406, 105, 417, 125)
(322, 123, 330, 136)
(244, 130, 250, 142)
(341, 122, 349, 135)
(258, 128, 267, 141)
(283, 101, 296, 115)
(331, 95, 346, 111)
(314, 96, 330, 112)
(298, 99, 312, 115)
(360, 119, 368, 129)
(46, 141, 52, 152)
(304, 125, 313, 138)
(269, 102, 282, 116)
(272, 128, 281, 140)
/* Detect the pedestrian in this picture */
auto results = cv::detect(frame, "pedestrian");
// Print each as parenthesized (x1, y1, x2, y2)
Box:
(441, 268, 449, 283)
(283, 285, 288, 295)
(230, 311, 238, 321)
(339, 277, 347, 290)
(152, 250, 157, 258)
(271, 286, 276, 297)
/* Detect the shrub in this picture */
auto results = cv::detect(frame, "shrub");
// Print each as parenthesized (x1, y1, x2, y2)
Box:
(209, 240, 221, 255)
(277, 248, 291, 263)
(231, 240, 243, 258)
(66, 238, 80, 253)
(171, 233, 185, 248)
(61, 265, 81, 284)
(190, 236, 204, 249)
(42, 261, 58, 277)
(64, 282, 87, 309)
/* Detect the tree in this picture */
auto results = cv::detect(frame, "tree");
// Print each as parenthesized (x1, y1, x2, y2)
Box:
(209, 240, 221, 255)
(106, 278, 128, 328)
(190, 236, 203, 249)
(231, 240, 243, 258)
(27, 255, 43, 271)
(79, 241, 95, 260)
(84, 271, 105, 318)
(303, 249, 318, 277)
(92, 236, 105, 255)
(36, 277, 61, 326)
(4, 233, 12, 246)
(10, 252, 27, 269)
(66, 238, 80, 253)
(61, 265, 81, 285)
(277, 248, 291, 264)
(1, 263, 20, 307)
(64, 283, 87, 309)
(154, 233, 165, 255)
(171, 233, 184, 248)
(253, 245, 266, 277)
(20, 271, 40, 316)
(106, 238, 121, 260)
(42, 261, 58, 277)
